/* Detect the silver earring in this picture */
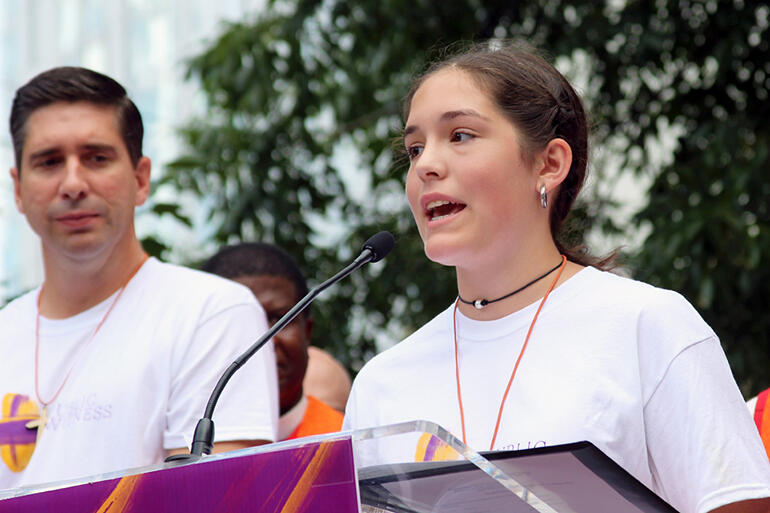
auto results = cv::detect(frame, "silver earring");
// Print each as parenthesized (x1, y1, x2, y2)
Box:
(540, 185, 548, 209)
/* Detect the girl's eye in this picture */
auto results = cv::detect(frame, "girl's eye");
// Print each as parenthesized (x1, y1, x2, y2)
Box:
(406, 145, 424, 160)
(451, 131, 474, 143)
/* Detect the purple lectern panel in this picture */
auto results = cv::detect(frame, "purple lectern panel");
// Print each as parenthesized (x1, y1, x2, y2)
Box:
(0, 439, 358, 513)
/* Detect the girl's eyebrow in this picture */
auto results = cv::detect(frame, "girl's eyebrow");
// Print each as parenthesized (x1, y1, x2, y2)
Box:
(404, 109, 490, 138)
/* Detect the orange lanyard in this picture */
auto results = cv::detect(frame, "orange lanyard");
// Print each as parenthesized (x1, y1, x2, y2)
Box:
(453, 255, 566, 450)
(33, 254, 149, 408)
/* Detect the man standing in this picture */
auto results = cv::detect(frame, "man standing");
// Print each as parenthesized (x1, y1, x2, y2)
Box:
(0, 67, 278, 491)
(202, 243, 343, 441)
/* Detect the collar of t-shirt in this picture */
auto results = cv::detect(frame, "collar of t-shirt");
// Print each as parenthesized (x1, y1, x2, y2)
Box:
(278, 394, 308, 440)
(36, 258, 158, 334)
(454, 265, 594, 342)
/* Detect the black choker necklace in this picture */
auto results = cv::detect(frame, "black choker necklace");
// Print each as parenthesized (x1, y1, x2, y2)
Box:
(458, 259, 564, 310)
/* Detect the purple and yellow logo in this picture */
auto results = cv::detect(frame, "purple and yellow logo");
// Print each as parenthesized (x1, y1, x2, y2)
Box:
(0, 393, 39, 472)
(415, 433, 459, 462)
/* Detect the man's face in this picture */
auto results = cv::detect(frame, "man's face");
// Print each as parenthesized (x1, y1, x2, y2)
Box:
(234, 274, 312, 414)
(10, 101, 150, 264)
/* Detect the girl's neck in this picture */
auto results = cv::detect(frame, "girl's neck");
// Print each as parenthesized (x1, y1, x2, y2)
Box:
(455, 248, 580, 320)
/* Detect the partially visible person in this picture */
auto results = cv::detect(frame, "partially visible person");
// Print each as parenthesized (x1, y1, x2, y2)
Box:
(747, 388, 770, 460)
(0, 67, 278, 491)
(304, 346, 352, 413)
(202, 243, 343, 440)
(343, 42, 770, 513)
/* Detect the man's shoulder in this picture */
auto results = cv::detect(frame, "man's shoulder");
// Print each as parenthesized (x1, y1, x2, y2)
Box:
(142, 258, 226, 284)
(306, 395, 344, 418)
(139, 259, 257, 306)
(302, 395, 344, 433)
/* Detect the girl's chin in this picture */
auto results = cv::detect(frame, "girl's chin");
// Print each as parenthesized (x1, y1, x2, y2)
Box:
(422, 240, 466, 267)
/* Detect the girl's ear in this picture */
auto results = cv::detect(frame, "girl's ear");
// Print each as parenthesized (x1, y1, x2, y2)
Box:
(534, 138, 572, 197)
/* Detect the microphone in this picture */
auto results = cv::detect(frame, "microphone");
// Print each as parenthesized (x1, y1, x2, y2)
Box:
(167, 231, 395, 461)
(355, 230, 395, 264)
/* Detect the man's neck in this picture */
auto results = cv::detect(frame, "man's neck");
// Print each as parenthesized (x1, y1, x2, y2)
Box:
(278, 393, 308, 441)
(39, 242, 148, 319)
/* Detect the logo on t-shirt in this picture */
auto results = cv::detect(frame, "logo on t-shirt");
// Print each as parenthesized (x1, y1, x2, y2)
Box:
(0, 393, 39, 472)
(499, 440, 547, 451)
(45, 394, 113, 431)
(414, 433, 548, 461)
(414, 433, 460, 462)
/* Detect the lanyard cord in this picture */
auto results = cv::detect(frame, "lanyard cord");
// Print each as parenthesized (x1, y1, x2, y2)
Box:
(33, 254, 149, 407)
(453, 254, 567, 450)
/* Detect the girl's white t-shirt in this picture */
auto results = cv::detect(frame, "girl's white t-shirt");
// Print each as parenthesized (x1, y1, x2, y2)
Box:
(344, 267, 770, 513)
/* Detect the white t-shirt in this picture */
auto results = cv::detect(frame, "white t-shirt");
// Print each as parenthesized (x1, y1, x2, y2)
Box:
(0, 258, 279, 490)
(344, 266, 770, 513)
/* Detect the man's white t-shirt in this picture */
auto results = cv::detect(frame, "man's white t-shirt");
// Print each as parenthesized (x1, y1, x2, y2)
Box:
(344, 266, 770, 513)
(0, 258, 279, 490)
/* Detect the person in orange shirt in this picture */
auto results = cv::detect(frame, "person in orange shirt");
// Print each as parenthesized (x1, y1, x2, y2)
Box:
(303, 346, 352, 413)
(747, 388, 770, 460)
(202, 243, 343, 440)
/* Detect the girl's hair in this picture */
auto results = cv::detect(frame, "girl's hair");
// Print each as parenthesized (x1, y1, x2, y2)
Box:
(404, 42, 611, 268)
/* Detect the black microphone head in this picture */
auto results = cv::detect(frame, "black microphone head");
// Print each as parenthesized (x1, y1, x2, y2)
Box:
(362, 231, 395, 263)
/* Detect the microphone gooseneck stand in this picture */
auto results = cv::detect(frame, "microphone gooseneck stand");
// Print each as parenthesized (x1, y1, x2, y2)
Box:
(167, 231, 395, 463)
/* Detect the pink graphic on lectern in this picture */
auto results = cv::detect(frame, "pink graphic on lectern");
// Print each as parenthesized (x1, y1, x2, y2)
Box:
(0, 439, 358, 513)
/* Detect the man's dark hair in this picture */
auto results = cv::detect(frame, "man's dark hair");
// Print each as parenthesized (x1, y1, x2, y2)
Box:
(202, 243, 310, 303)
(10, 66, 144, 170)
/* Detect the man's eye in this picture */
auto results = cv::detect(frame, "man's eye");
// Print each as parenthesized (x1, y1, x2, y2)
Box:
(88, 154, 109, 164)
(37, 157, 62, 168)
(268, 312, 293, 326)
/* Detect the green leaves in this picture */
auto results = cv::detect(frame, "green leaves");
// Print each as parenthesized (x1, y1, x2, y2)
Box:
(163, 0, 770, 392)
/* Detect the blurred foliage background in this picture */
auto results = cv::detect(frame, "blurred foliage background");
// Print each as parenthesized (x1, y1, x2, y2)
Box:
(154, 0, 769, 395)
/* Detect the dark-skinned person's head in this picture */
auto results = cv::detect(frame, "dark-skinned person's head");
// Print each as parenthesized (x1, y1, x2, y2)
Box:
(202, 243, 311, 415)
